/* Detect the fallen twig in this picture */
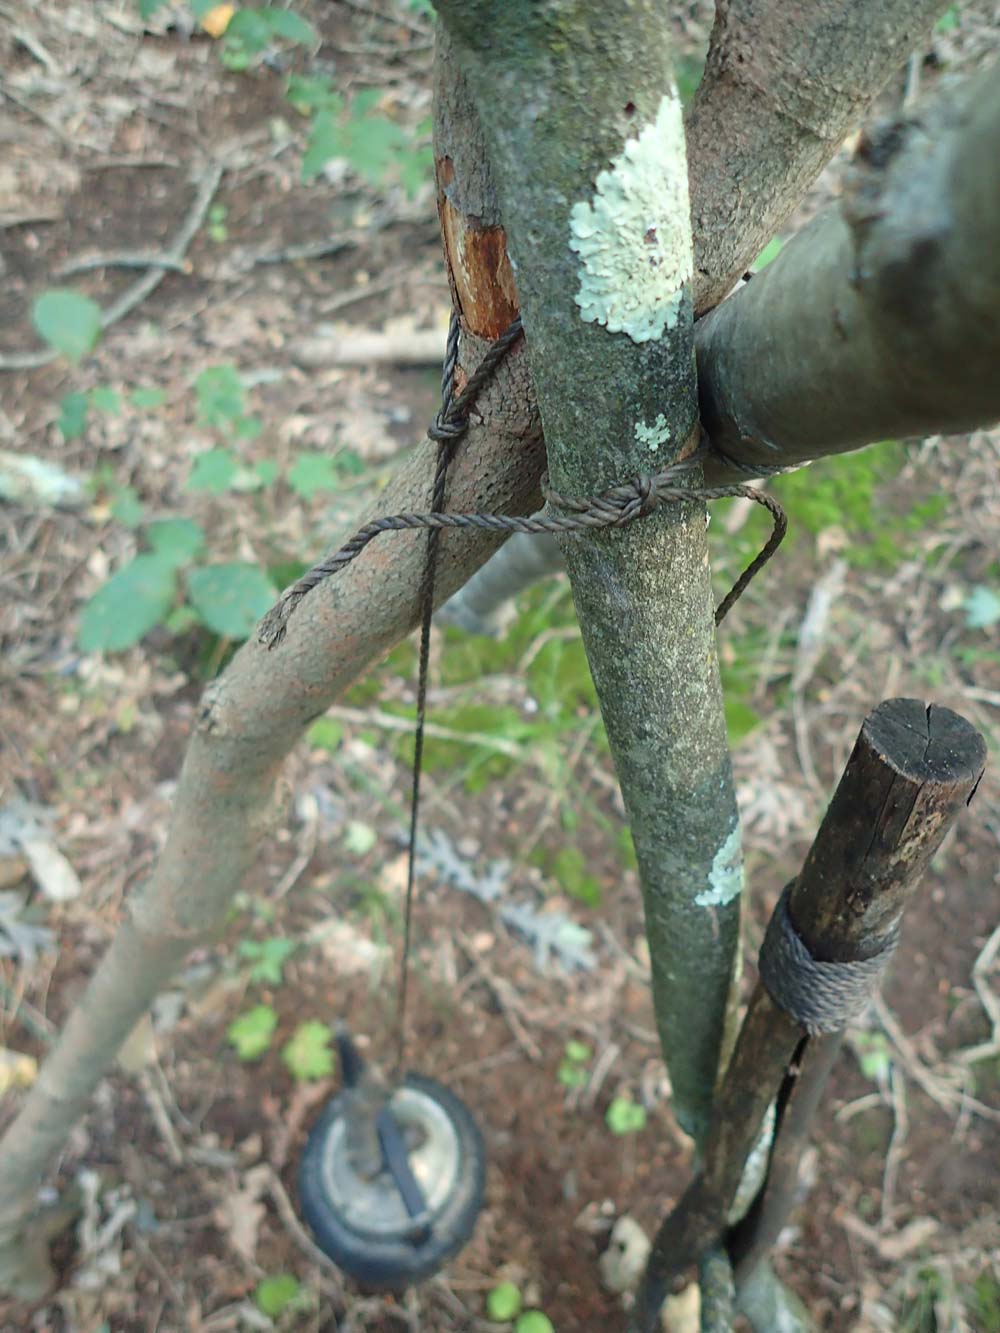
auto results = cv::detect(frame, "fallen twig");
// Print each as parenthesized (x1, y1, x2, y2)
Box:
(0, 161, 224, 373)
(57, 252, 190, 277)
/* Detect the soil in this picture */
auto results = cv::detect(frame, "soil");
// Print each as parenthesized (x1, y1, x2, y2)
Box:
(1, 3, 998, 1332)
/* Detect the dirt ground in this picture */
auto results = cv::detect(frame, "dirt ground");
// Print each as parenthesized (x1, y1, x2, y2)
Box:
(1, 3, 999, 1332)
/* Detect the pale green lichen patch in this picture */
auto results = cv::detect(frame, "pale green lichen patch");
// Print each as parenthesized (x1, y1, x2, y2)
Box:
(695, 822, 743, 908)
(634, 413, 671, 452)
(569, 92, 692, 343)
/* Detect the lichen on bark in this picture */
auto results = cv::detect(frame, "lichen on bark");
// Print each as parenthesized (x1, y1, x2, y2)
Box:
(435, 0, 743, 1138)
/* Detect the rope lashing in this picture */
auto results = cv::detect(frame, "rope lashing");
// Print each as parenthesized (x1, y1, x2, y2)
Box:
(758, 882, 899, 1035)
(257, 314, 787, 650)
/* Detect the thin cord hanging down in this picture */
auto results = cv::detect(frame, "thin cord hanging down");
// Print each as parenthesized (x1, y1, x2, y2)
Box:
(256, 309, 787, 1084)
(393, 312, 488, 1078)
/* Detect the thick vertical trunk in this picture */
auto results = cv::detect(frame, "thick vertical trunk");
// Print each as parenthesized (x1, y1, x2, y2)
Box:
(434, 0, 740, 1141)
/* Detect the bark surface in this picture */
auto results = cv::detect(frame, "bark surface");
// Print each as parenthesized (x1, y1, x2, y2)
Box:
(699, 61, 1000, 479)
(435, 0, 741, 1140)
(687, 0, 948, 314)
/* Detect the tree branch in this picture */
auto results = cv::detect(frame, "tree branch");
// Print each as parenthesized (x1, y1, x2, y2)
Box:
(687, 0, 949, 315)
(699, 60, 1000, 481)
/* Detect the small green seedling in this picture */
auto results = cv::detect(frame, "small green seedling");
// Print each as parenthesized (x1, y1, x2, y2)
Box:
(557, 1040, 592, 1089)
(238, 937, 297, 986)
(515, 1313, 555, 1333)
(226, 1004, 278, 1061)
(282, 1021, 335, 1081)
(605, 1094, 647, 1136)
(255, 1273, 301, 1318)
(486, 1280, 523, 1322)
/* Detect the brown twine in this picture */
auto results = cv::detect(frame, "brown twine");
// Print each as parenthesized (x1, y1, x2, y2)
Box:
(257, 315, 787, 650)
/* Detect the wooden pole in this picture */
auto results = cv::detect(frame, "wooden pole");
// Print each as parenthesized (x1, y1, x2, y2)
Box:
(631, 699, 986, 1332)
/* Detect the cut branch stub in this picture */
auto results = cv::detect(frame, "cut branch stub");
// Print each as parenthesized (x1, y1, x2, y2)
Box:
(631, 697, 986, 1331)
(790, 697, 987, 963)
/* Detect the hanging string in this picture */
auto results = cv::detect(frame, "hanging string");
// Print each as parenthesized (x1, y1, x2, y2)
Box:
(257, 311, 788, 1083)
(391, 311, 479, 1077)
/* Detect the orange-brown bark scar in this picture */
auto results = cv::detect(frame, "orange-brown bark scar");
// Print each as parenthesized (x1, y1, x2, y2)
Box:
(436, 176, 520, 340)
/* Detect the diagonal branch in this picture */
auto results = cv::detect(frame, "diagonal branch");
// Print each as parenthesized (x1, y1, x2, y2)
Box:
(687, 0, 950, 315)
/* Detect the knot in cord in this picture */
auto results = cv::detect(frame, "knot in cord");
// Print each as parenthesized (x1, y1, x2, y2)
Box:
(427, 411, 467, 443)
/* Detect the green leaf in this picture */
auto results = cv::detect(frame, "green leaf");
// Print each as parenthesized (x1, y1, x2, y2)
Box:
(724, 695, 761, 744)
(255, 458, 280, 485)
(286, 75, 341, 115)
(549, 846, 601, 907)
(147, 517, 206, 568)
(227, 1004, 277, 1061)
(557, 1060, 588, 1088)
(130, 386, 167, 409)
(398, 144, 434, 199)
(89, 385, 121, 414)
(288, 451, 340, 498)
(110, 486, 145, 529)
(256, 1274, 301, 1318)
(964, 586, 1000, 630)
(58, 391, 89, 440)
(261, 7, 316, 44)
(32, 290, 103, 363)
(187, 448, 238, 494)
(343, 821, 376, 856)
(186, 563, 277, 640)
(605, 1095, 647, 1136)
(78, 554, 176, 652)
(853, 1031, 892, 1084)
(302, 108, 344, 181)
(935, 5, 959, 32)
(344, 115, 409, 186)
(564, 1040, 591, 1064)
(194, 365, 245, 426)
(233, 414, 262, 440)
(139, 0, 171, 17)
(487, 1281, 523, 1322)
(239, 937, 297, 986)
(164, 604, 199, 636)
(225, 9, 274, 53)
(515, 1315, 554, 1333)
(282, 1020, 334, 1081)
(307, 718, 343, 751)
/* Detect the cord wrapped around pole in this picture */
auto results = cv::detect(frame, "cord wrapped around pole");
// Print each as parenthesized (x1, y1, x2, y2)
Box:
(631, 698, 987, 1332)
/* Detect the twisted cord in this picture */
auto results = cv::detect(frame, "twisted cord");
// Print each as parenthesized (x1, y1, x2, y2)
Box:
(257, 313, 787, 648)
(758, 882, 899, 1035)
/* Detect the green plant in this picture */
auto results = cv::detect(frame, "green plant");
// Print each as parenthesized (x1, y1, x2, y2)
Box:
(850, 1031, 893, 1084)
(207, 203, 228, 243)
(973, 1270, 1000, 1332)
(605, 1094, 647, 1136)
(514, 1313, 555, 1333)
(32, 290, 103, 363)
(557, 1040, 592, 1089)
(218, 5, 316, 70)
(226, 1004, 278, 1060)
(78, 511, 276, 653)
(292, 80, 433, 197)
(255, 1273, 301, 1318)
(486, 1280, 523, 1322)
(282, 1021, 335, 1080)
(238, 937, 297, 985)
